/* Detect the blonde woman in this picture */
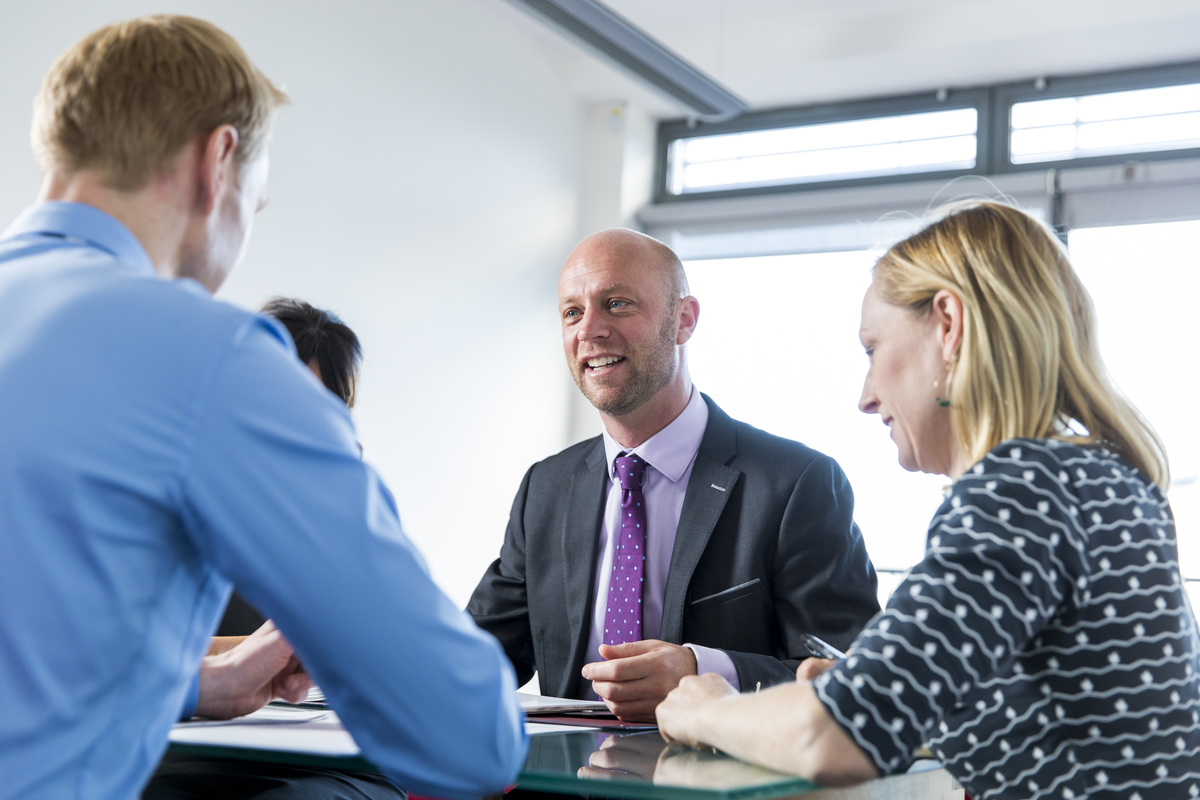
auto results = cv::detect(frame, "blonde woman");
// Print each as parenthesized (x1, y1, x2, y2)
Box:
(656, 201, 1200, 799)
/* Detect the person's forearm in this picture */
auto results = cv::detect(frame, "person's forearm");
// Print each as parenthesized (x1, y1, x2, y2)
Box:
(690, 683, 878, 786)
(687, 684, 819, 771)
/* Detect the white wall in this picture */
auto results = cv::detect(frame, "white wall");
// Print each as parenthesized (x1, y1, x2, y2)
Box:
(563, 100, 659, 444)
(0, 0, 597, 606)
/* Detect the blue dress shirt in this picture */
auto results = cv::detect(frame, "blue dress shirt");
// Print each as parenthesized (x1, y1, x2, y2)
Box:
(0, 202, 527, 800)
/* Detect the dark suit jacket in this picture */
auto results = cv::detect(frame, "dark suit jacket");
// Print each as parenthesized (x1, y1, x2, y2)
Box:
(215, 591, 266, 636)
(467, 394, 880, 699)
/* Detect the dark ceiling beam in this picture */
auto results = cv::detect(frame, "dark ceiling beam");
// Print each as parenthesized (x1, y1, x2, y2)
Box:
(503, 0, 751, 120)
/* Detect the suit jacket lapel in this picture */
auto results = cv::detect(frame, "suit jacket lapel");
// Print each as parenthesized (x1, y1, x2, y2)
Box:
(558, 437, 607, 697)
(660, 395, 740, 644)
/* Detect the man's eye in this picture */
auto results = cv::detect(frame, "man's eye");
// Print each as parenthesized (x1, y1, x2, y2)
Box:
(564, 309, 579, 319)
(609, 300, 628, 309)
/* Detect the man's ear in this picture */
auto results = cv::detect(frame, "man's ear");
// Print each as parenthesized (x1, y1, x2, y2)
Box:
(931, 288, 964, 363)
(676, 296, 700, 346)
(196, 125, 240, 216)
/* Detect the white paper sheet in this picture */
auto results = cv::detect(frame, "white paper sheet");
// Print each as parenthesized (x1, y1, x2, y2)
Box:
(169, 703, 598, 758)
(516, 692, 608, 714)
(177, 706, 331, 727)
(525, 721, 600, 735)
(170, 708, 359, 756)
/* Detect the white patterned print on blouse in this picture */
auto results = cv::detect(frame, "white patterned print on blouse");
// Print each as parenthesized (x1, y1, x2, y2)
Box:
(815, 438, 1200, 800)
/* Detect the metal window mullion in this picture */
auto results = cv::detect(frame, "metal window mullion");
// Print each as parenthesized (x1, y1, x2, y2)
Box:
(690, 131, 982, 168)
(1016, 107, 1200, 131)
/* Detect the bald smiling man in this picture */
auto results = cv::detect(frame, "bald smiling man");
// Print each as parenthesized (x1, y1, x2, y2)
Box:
(468, 230, 882, 721)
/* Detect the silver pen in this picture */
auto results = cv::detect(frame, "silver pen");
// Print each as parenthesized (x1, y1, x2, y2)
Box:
(801, 633, 846, 660)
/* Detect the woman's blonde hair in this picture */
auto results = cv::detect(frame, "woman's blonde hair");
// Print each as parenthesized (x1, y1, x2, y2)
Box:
(33, 15, 288, 190)
(874, 200, 1169, 487)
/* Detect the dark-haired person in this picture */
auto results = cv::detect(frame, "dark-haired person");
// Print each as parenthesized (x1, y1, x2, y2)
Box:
(0, 16, 524, 799)
(215, 298, 363, 639)
(656, 201, 1200, 799)
(261, 297, 363, 407)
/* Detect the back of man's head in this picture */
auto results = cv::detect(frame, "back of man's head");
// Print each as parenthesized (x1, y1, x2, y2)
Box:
(33, 15, 287, 191)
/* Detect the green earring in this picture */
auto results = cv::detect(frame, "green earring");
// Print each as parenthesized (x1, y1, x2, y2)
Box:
(934, 375, 951, 407)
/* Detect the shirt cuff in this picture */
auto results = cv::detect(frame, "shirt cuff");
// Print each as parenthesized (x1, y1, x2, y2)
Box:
(180, 671, 200, 720)
(683, 643, 740, 691)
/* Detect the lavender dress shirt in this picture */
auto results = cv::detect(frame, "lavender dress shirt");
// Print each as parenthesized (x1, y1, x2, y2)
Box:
(584, 388, 741, 695)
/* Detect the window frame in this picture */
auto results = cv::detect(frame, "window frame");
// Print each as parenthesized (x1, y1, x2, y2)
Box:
(989, 61, 1200, 174)
(655, 60, 1200, 203)
(654, 88, 993, 203)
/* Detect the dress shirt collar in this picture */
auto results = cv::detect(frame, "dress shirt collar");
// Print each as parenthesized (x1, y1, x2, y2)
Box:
(2, 201, 156, 277)
(602, 387, 709, 484)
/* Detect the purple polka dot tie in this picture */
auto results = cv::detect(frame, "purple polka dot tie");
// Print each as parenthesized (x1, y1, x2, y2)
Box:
(604, 454, 647, 646)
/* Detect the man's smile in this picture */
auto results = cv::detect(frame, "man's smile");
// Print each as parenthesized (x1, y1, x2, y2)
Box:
(582, 354, 627, 376)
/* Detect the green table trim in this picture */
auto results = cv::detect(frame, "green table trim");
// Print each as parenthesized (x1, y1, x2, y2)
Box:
(516, 771, 819, 800)
(166, 741, 822, 800)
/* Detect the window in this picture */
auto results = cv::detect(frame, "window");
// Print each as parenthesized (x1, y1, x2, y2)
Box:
(684, 251, 948, 606)
(685, 219, 1200, 607)
(656, 61, 1200, 201)
(1067, 220, 1200, 609)
(668, 108, 978, 195)
(1011, 83, 1200, 164)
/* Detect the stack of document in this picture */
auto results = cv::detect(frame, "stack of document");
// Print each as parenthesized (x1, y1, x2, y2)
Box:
(169, 692, 618, 759)
(171, 705, 359, 756)
(517, 693, 608, 715)
(518, 693, 657, 731)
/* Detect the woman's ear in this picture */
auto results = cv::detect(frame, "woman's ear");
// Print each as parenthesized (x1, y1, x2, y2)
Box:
(931, 289, 964, 363)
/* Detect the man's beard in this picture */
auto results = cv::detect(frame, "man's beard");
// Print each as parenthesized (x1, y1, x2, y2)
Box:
(570, 314, 678, 417)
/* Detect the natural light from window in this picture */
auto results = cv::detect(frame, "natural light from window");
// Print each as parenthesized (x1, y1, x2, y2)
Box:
(669, 108, 978, 195)
(1068, 220, 1200, 607)
(685, 250, 948, 605)
(1010, 82, 1200, 164)
(685, 218, 1200, 606)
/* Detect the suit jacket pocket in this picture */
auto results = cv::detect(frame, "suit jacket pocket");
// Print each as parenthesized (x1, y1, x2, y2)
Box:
(690, 578, 762, 611)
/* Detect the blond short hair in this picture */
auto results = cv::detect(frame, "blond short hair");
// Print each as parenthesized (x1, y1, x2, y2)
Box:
(875, 200, 1169, 487)
(33, 15, 288, 190)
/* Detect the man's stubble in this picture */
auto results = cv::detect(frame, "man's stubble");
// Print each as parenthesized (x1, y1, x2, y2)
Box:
(571, 310, 679, 418)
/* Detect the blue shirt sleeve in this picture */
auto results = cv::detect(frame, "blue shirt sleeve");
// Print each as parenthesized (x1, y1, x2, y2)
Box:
(180, 672, 199, 720)
(176, 317, 528, 798)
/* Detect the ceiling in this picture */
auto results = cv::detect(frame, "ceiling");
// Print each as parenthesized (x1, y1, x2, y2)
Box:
(498, 0, 1200, 118)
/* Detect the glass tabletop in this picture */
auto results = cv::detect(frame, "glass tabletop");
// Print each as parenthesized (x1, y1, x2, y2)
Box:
(519, 729, 819, 800)
(169, 728, 820, 800)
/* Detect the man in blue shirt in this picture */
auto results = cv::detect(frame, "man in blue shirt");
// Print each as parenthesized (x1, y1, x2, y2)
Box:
(0, 15, 527, 799)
